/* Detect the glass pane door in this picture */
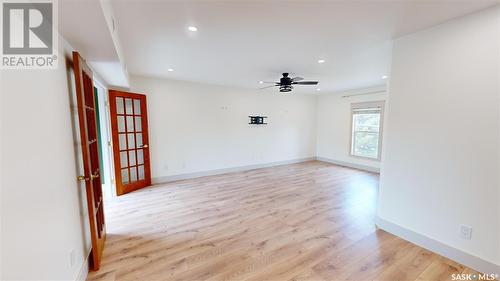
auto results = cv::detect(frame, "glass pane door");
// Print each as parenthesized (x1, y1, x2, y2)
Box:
(109, 90, 151, 196)
(115, 97, 147, 185)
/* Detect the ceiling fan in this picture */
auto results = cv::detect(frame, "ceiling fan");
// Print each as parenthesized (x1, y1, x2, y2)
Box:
(260, 73, 319, 92)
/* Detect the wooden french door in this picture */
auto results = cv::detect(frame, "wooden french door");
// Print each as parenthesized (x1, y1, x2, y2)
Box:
(109, 90, 152, 196)
(72, 52, 106, 270)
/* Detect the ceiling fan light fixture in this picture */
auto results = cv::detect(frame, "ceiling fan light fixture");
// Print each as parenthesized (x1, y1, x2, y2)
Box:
(279, 85, 293, 92)
(317, 59, 326, 64)
(188, 26, 198, 32)
(167, 68, 174, 72)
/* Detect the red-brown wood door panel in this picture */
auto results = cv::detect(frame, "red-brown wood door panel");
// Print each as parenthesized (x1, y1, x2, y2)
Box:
(109, 90, 152, 196)
(72, 51, 106, 270)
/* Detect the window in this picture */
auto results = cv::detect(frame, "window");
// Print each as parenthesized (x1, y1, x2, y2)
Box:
(350, 102, 384, 160)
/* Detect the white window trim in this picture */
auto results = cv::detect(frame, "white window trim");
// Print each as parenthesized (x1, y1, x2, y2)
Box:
(349, 101, 385, 161)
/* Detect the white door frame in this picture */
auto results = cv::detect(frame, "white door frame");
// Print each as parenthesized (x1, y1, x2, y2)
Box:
(93, 80, 116, 199)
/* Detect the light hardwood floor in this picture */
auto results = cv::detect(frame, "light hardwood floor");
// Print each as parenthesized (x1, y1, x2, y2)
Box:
(87, 161, 479, 281)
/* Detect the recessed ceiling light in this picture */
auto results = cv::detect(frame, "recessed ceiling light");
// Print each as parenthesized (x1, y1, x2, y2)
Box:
(167, 68, 174, 72)
(188, 26, 198, 32)
(317, 59, 325, 64)
(382, 75, 388, 79)
(259, 81, 264, 84)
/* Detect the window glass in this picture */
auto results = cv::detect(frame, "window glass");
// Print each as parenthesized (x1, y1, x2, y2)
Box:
(351, 105, 383, 159)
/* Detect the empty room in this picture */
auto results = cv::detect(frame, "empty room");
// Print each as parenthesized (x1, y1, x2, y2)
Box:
(1, 0, 500, 280)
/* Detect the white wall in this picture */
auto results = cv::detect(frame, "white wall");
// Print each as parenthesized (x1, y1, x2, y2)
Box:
(316, 90, 387, 171)
(378, 6, 500, 268)
(129, 75, 317, 181)
(1, 38, 91, 280)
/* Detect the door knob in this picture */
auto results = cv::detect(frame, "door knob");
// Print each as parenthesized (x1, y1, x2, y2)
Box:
(90, 172, 99, 180)
(142, 144, 149, 148)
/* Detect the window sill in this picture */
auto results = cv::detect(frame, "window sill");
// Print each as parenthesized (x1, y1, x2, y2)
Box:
(349, 154, 381, 162)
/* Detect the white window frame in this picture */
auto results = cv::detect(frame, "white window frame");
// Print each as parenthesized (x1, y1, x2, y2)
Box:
(349, 101, 385, 161)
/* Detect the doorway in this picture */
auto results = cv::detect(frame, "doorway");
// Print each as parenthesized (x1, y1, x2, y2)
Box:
(93, 82, 116, 200)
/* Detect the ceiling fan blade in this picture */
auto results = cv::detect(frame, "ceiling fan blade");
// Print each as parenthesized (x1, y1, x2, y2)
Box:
(259, 84, 279, 89)
(292, 77, 304, 81)
(261, 81, 279, 84)
(294, 81, 319, 85)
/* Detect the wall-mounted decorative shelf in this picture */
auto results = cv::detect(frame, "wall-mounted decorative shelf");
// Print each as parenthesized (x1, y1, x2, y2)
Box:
(249, 116, 267, 125)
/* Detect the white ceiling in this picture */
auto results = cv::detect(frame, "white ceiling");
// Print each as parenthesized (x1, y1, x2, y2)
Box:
(59, 0, 129, 87)
(63, 1, 498, 93)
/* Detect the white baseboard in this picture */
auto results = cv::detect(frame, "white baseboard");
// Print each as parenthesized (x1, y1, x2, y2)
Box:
(152, 157, 316, 184)
(316, 156, 380, 173)
(376, 217, 500, 275)
(75, 254, 89, 281)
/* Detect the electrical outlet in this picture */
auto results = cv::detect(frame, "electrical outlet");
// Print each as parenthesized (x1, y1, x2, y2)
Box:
(459, 225, 472, 240)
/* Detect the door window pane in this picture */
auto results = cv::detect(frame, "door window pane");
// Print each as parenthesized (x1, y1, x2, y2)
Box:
(120, 151, 128, 168)
(125, 98, 133, 114)
(121, 169, 129, 184)
(138, 165, 145, 180)
(117, 116, 125, 132)
(119, 134, 127, 150)
(134, 99, 141, 115)
(116, 97, 124, 114)
(130, 167, 137, 182)
(129, 150, 136, 166)
(135, 117, 142, 132)
(137, 149, 144, 165)
(126, 116, 134, 132)
(127, 133, 135, 149)
(136, 133, 143, 148)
